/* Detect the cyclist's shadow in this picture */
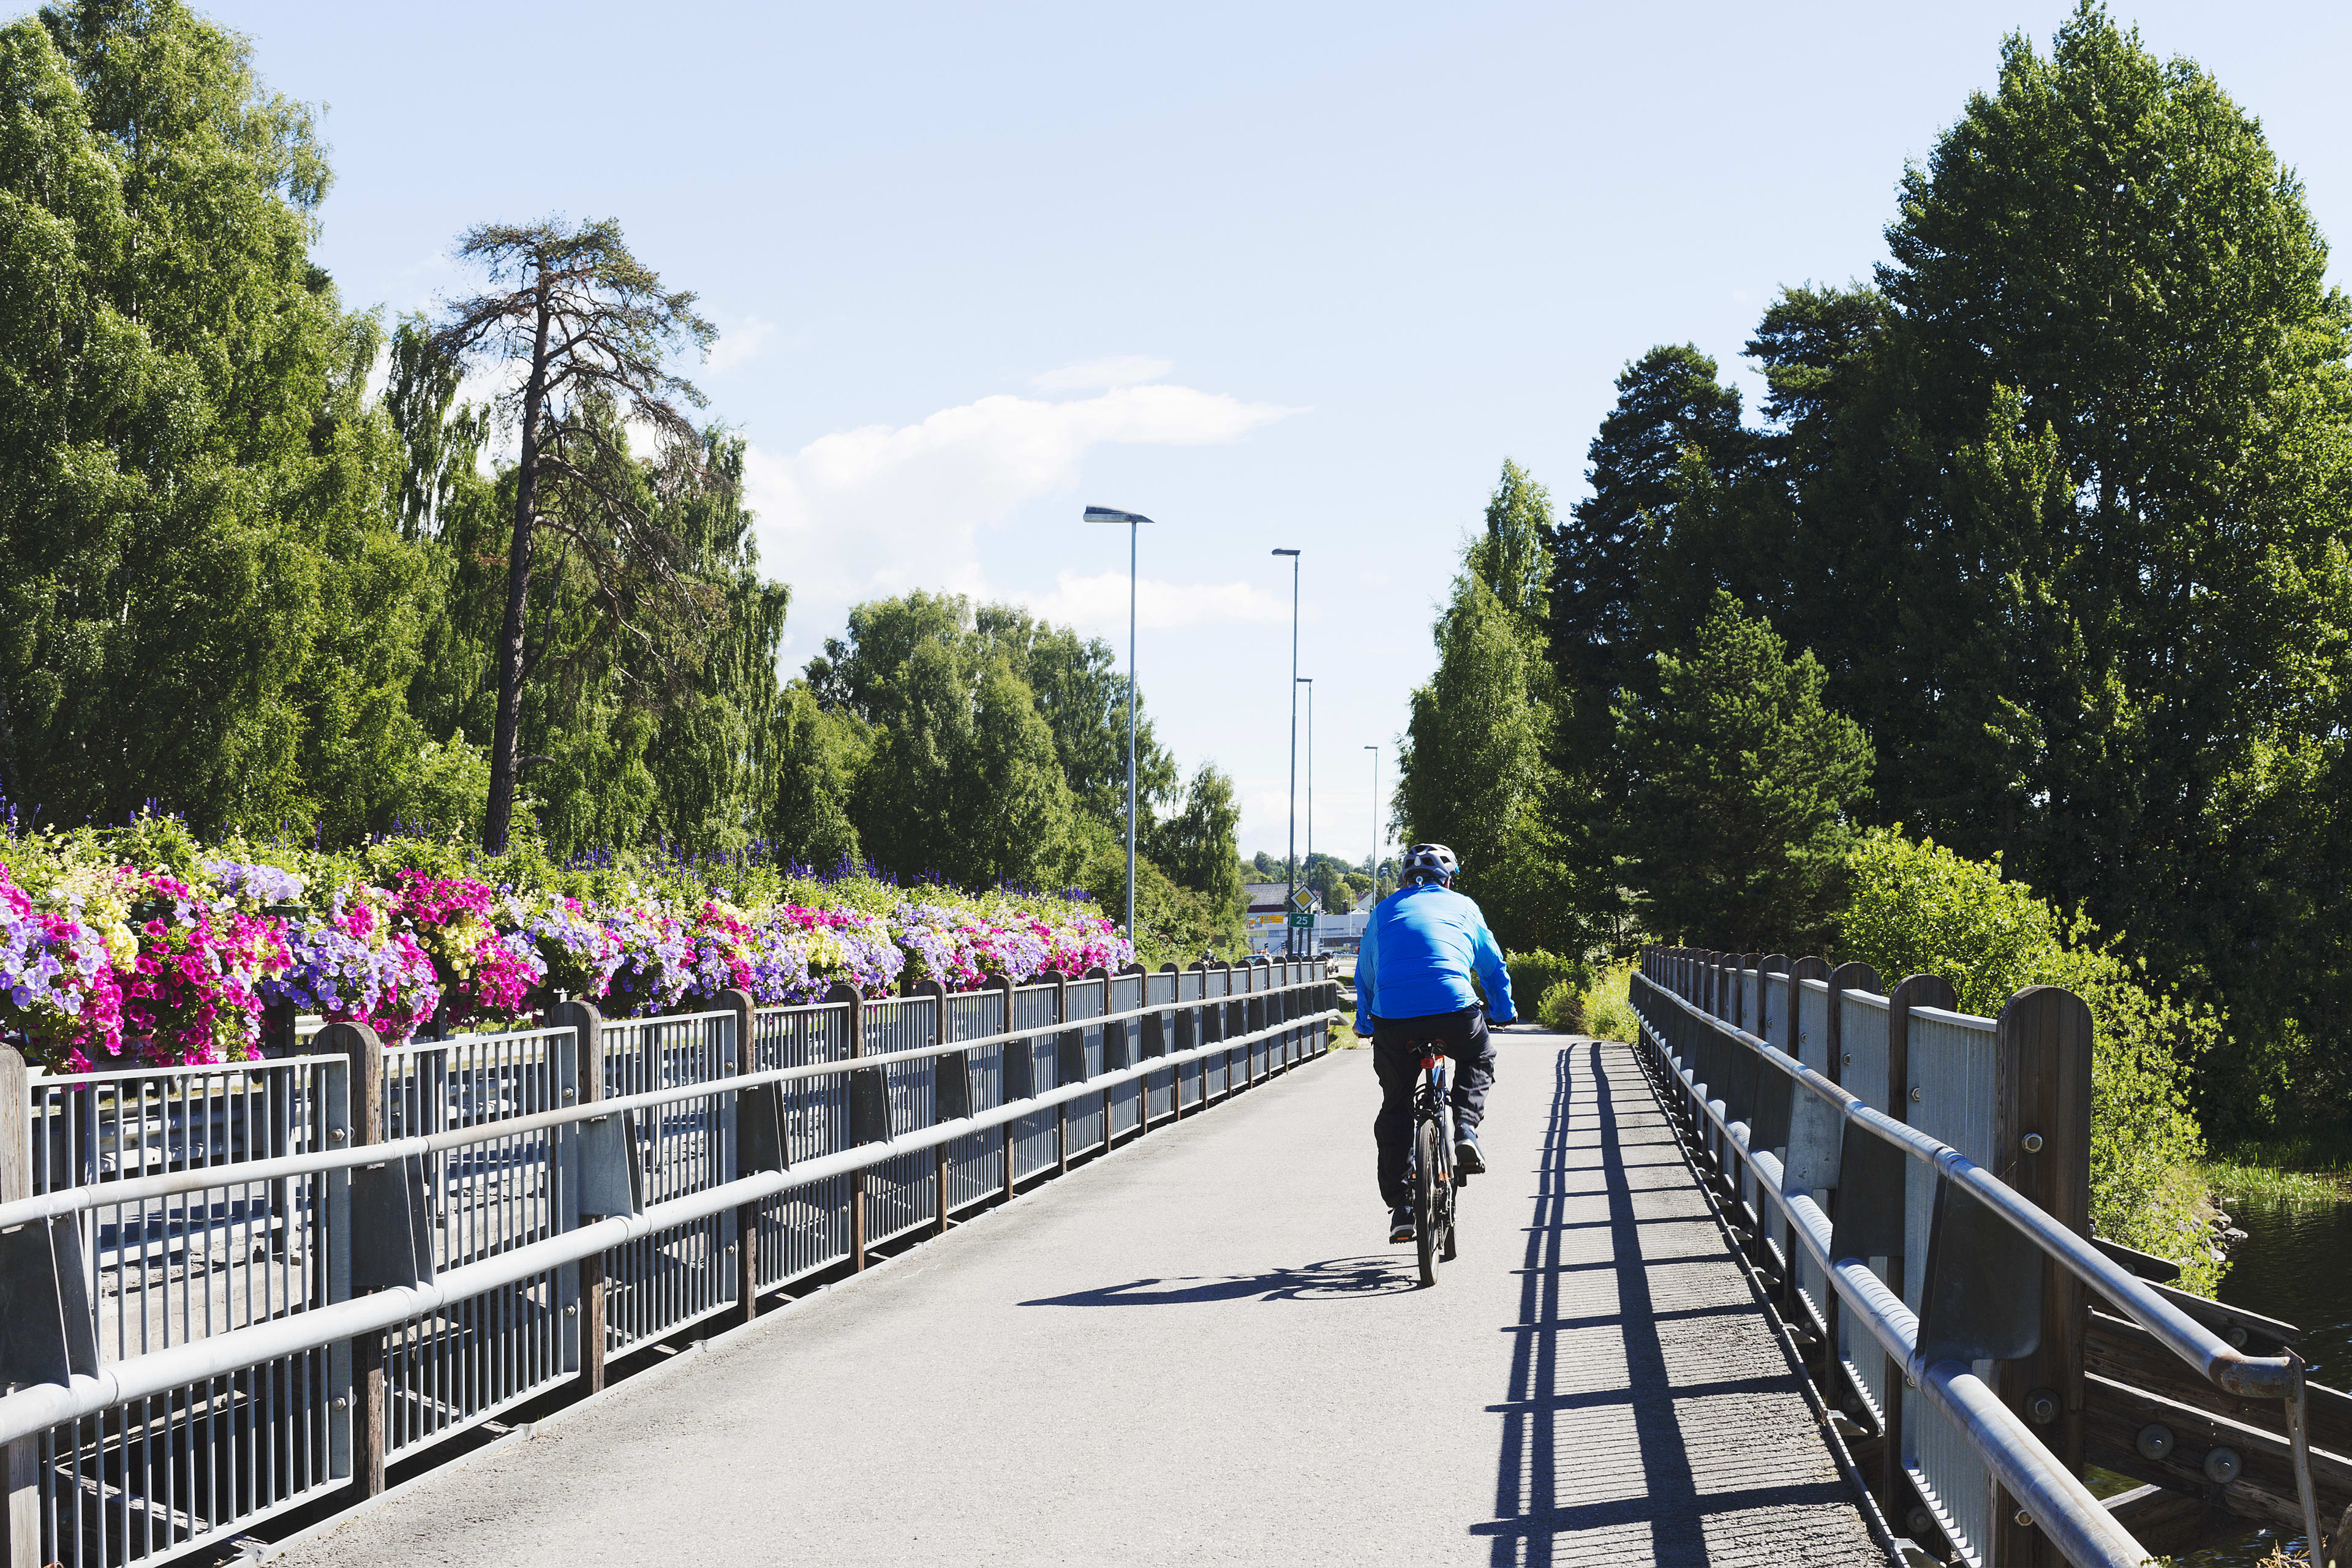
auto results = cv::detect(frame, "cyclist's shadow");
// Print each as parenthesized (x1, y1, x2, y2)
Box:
(1019, 1255, 1420, 1306)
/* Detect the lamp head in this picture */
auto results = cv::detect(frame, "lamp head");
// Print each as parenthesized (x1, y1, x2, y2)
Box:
(1270, 548, 1300, 557)
(1084, 505, 1155, 526)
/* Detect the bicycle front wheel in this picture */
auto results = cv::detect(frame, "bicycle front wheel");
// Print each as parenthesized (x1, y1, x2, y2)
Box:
(1415, 1118, 1446, 1286)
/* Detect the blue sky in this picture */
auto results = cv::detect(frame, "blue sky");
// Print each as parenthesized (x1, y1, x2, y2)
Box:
(179, 0, 2352, 865)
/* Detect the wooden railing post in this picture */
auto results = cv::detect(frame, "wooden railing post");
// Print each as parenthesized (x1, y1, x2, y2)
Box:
(317, 1021, 388, 1498)
(722, 988, 760, 1324)
(548, 1001, 606, 1393)
(1988, 986, 2093, 1567)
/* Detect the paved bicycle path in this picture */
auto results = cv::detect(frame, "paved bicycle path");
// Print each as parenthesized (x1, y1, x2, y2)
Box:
(274, 1033, 1886, 1567)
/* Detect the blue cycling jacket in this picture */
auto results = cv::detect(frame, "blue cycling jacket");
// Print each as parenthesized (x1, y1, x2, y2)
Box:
(1354, 882, 1516, 1035)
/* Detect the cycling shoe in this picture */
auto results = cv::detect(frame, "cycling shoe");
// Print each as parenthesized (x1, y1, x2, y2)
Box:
(1455, 1131, 1487, 1175)
(1388, 1204, 1416, 1243)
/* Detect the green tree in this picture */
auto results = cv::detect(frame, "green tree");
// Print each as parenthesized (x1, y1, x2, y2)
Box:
(1861, 3, 2352, 1129)
(1617, 593, 1872, 952)
(0, 2, 439, 837)
(850, 636, 1076, 891)
(429, 217, 726, 853)
(761, 682, 866, 872)
(1545, 347, 1749, 758)
(1142, 763, 1243, 914)
(976, 605, 1175, 827)
(1396, 462, 1569, 953)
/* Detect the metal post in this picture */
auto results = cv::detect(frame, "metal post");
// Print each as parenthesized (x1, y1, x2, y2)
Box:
(1365, 744, 1380, 902)
(1273, 547, 1301, 955)
(1300, 677, 1314, 955)
(1126, 517, 1138, 942)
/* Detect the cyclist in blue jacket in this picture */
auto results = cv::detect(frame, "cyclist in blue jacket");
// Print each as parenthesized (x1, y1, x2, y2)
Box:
(1354, 843, 1515, 1243)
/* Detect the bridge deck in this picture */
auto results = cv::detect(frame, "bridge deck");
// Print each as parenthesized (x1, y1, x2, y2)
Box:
(273, 1036, 1885, 1567)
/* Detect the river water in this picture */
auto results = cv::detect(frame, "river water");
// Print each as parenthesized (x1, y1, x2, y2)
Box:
(2176, 1195, 2352, 1566)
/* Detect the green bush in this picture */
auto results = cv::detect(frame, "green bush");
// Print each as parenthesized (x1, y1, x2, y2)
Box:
(1506, 949, 1589, 1018)
(1838, 828, 2222, 1294)
(1537, 979, 1585, 1033)
(1583, 961, 1641, 1043)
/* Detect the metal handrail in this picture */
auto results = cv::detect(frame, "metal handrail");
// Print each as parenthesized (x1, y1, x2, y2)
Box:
(1630, 970, 2326, 1567)
(0, 1004, 1340, 1449)
(0, 974, 1335, 1229)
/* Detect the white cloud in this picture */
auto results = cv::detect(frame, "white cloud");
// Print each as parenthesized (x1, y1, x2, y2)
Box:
(745, 382, 1300, 648)
(707, 316, 775, 374)
(1025, 569, 1296, 635)
(1030, 355, 1175, 391)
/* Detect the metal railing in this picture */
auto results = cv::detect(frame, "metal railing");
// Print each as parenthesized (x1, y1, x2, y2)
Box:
(0, 959, 1338, 1568)
(1631, 949, 2326, 1568)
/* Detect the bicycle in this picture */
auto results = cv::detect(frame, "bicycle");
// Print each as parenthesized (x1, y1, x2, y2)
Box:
(1406, 1051, 1463, 1286)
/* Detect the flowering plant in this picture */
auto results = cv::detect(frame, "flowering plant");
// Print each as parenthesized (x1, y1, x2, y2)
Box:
(265, 887, 442, 1044)
(395, 872, 545, 1027)
(598, 902, 690, 1017)
(2, 832, 1158, 1072)
(205, 858, 306, 909)
(892, 901, 1047, 989)
(768, 905, 901, 1000)
(514, 894, 622, 999)
(120, 876, 290, 1066)
(0, 862, 125, 1072)
(682, 901, 759, 1004)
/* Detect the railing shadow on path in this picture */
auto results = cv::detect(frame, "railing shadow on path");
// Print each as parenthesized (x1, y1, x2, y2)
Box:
(1020, 1255, 1420, 1306)
(1472, 1043, 1856, 1568)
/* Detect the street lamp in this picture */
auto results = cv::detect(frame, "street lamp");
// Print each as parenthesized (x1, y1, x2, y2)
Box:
(1364, 744, 1380, 903)
(1271, 548, 1301, 954)
(1298, 676, 1313, 948)
(1086, 505, 1155, 941)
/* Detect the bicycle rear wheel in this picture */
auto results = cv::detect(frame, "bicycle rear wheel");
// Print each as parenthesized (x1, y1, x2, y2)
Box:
(1415, 1118, 1446, 1286)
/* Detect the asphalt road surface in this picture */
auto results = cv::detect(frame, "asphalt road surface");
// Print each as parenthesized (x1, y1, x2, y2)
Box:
(273, 1031, 1885, 1567)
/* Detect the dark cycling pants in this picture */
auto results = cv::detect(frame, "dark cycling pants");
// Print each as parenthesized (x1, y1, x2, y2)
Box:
(1371, 1006, 1497, 1207)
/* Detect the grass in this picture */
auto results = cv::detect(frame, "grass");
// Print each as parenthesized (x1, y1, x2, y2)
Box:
(2203, 1134, 2352, 1207)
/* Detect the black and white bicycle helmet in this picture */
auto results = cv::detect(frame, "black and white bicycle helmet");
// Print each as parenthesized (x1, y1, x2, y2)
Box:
(1400, 843, 1459, 886)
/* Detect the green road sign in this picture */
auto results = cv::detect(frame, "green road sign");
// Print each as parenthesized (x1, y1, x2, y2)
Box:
(1286, 912, 1316, 929)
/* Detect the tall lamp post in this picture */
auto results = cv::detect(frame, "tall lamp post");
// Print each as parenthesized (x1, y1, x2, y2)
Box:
(1085, 505, 1154, 940)
(1298, 676, 1313, 949)
(1271, 548, 1301, 955)
(1364, 744, 1380, 902)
